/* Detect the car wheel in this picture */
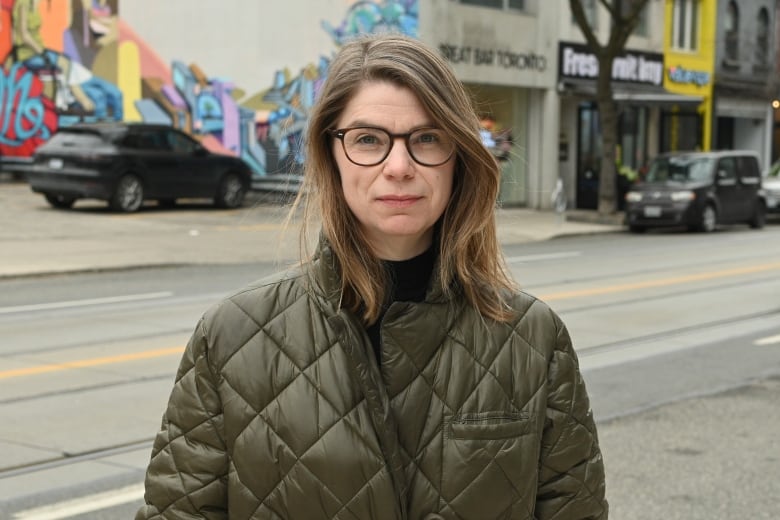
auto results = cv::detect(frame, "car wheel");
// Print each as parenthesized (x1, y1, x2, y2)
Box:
(44, 193, 76, 209)
(110, 174, 144, 212)
(697, 204, 717, 233)
(749, 201, 765, 229)
(214, 173, 246, 209)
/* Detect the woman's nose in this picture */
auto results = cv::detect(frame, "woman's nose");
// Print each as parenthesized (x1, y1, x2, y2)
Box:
(382, 138, 415, 175)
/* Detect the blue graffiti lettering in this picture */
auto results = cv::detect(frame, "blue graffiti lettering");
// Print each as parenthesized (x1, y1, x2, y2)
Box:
(668, 65, 710, 87)
(0, 64, 50, 147)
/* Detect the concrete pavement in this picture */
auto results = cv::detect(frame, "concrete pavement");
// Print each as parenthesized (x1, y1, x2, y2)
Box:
(0, 178, 625, 278)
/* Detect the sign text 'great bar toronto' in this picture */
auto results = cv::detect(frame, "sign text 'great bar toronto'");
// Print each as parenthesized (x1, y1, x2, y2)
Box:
(439, 44, 547, 71)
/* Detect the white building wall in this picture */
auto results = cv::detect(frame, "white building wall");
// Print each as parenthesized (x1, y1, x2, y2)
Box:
(120, 1, 344, 92)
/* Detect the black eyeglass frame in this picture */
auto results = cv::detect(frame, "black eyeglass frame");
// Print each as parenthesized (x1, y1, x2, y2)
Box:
(328, 126, 456, 167)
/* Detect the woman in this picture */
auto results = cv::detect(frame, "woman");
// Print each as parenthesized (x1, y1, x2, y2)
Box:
(137, 33, 608, 519)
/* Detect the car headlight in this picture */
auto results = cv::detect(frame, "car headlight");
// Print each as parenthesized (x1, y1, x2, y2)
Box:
(625, 191, 643, 202)
(670, 190, 695, 201)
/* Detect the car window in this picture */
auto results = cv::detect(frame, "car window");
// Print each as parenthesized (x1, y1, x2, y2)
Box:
(646, 156, 714, 183)
(736, 156, 759, 179)
(45, 131, 106, 148)
(165, 130, 199, 154)
(717, 157, 737, 181)
(123, 130, 168, 151)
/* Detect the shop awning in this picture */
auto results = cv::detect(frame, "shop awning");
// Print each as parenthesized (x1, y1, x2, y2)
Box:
(613, 91, 703, 106)
(558, 79, 704, 107)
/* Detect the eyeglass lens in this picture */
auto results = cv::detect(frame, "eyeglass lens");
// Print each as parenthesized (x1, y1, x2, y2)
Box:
(340, 127, 454, 166)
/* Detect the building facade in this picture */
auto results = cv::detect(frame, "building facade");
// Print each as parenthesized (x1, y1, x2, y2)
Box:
(2, 1, 776, 208)
(662, 0, 716, 154)
(712, 0, 776, 170)
(555, 0, 674, 210)
(0, 0, 560, 208)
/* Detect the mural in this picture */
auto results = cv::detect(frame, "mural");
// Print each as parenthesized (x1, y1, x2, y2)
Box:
(0, 0, 419, 178)
(0, 0, 121, 160)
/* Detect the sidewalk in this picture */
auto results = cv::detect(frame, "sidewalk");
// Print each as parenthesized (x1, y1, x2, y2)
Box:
(0, 179, 625, 278)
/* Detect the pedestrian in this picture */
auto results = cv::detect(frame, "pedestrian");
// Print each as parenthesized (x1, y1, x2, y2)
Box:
(137, 33, 607, 520)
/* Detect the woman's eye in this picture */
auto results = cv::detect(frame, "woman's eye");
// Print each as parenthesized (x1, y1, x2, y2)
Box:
(415, 132, 442, 145)
(356, 135, 379, 145)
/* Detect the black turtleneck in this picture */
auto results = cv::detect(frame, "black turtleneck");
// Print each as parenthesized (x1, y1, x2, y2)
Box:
(366, 246, 436, 362)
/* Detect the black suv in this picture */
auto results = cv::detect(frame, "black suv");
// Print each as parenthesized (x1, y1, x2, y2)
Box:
(624, 150, 765, 233)
(26, 123, 253, 212)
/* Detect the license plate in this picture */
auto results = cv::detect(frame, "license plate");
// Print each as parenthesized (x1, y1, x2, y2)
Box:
(643, 206, 662, 217)
(48, 158, 64, 170)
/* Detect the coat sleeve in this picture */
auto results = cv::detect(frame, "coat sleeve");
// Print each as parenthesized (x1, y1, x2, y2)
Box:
(535, 313, 608, 519)
(136, 318, 228, 519)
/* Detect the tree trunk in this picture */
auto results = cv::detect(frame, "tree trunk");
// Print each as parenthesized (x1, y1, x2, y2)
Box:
(596, 54, 618, 215)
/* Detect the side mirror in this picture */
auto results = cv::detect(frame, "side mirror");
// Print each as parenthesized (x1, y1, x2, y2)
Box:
(194, 146, 209, 157)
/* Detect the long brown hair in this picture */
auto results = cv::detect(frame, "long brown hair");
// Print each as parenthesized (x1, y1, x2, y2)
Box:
(291, 33, 516, 324)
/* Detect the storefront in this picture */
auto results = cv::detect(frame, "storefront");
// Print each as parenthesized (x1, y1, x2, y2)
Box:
(421, 0, 558, 208)
(662, 62, 712, 153)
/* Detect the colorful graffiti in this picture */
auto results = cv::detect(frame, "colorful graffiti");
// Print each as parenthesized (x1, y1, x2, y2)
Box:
(322, 0, 418, 45)
(1, 0, 419, 177)
(0, 0, 122, 160)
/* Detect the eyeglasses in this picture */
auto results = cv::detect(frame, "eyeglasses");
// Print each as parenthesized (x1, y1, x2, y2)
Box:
(328, 126, 455, 167)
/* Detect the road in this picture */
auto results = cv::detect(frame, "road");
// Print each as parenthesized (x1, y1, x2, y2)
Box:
(1, 223, 780, 518)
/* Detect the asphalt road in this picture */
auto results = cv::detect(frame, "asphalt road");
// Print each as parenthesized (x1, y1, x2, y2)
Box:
(1, 177, 779, 519)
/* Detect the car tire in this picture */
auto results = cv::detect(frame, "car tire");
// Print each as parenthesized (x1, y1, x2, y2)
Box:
(749, 201, 766, 229)
(214, 173, 246, 209)
(696, 204, 717, 233)
(110, 174, 144, 212)
(44, 193, 76, 209)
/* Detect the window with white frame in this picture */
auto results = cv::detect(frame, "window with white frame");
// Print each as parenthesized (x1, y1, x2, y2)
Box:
(615, 0, 649, 37)
(724, 1, 739, 62)
(755, 7, 769, 67)
(571, 0, 598, 30)
(672, 0, 699, 51)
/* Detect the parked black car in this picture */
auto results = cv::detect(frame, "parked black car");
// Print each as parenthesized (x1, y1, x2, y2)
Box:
(624, 150, 766, 233)
(26, 123, 253, 212)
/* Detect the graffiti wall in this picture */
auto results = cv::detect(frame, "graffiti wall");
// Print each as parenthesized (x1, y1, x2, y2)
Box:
(0, 0, 418, 177)
(0, 0, 121, 159)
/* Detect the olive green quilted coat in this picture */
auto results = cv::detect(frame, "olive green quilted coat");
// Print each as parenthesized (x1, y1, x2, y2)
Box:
(137, 247, 607, 519)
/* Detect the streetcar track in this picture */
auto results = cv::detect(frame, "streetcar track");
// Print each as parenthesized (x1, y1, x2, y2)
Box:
(0, 438, 154, 480)
(0, 373, 174, 406)
(578, 307, 780, 357)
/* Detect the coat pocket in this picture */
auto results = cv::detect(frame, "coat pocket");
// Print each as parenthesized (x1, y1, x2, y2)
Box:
(446, 411, 535, 440)
(440, 411, 541, 519)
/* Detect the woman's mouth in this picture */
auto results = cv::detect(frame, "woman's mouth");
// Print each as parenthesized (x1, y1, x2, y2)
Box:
(377, 195, 422, 208)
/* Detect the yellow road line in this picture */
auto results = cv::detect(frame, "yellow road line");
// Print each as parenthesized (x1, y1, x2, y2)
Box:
(4, 261, 780, 380)
(0, 347, 184, 380)
(540, 261, 780, 302)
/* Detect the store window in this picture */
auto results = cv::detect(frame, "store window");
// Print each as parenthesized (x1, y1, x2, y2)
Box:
(661, 109, 702, 152)
(672, 0, 699, 51)
(459, 0, 525, 10)
(724, 1, 739, 63)
(755, 7, 769, 68)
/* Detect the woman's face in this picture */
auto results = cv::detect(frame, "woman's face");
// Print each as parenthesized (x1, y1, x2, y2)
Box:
(333, 81, 455, 260)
